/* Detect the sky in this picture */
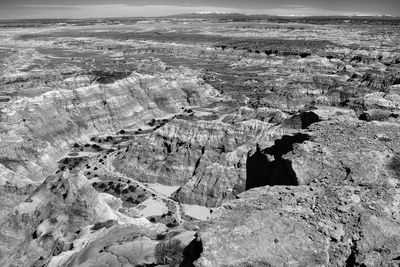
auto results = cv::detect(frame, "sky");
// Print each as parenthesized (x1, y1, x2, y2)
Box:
(0, 0, 399, 19)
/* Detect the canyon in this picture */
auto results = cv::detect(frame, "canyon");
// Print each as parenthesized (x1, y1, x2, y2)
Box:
(0, 14, 400, 266)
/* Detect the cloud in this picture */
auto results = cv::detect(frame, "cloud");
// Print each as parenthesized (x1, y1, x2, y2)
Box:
(0, 0, 398, 19)
(19, 4, 128, 8)
(0, 4, 241, 19)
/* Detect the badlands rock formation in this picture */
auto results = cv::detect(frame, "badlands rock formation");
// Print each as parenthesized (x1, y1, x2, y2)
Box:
(199, 119, 400, 266)
(0, 14, 399, 266)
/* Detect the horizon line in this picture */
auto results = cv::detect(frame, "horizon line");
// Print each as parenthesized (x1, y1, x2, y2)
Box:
(1, 12, 399, 22)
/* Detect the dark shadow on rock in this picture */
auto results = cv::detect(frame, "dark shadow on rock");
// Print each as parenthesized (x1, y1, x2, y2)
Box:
(246, 134, 309, 190)
(300, 112, 320, 129)
(89, 70, 131, 84)
(282, 112, 320, 129)
(180, 234, 203, 267)
(388, 153, 400, 178)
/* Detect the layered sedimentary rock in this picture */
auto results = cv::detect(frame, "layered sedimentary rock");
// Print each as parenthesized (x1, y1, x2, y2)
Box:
(113, 118, 287, 207)
(0, 60, 218, 187)
(0, 171, 166, 267)
(0, 51, 219, 265)
(1, 15, 400, 266)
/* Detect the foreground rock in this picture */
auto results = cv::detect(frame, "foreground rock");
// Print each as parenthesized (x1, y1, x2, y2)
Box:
(197, 119, 400, 266)
(198, 184, 400, 266)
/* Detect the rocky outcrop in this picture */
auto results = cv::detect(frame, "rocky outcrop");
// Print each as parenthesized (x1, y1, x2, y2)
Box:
(197, 117, 400, 266)
(198, 184, 400, 267)
(112, 102, 400, 208)
(245, 134, 310, 190)
(0, 59, 218, 188)
(113, 118, 286, 207)
(0, 170, 165, 267)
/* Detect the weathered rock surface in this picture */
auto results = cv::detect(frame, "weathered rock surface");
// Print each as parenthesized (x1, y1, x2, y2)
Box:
(198, 184, 400, 266)
(198, 118, 400, 266)
(1, 15, 400, 267)
(113, 118, 290, 207)
(0, 60, 218, 187)
(0, 170, 165, 267)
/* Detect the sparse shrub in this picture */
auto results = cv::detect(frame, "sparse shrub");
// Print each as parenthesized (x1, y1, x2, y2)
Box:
(91, 220, 116, 231)
(359, 112, 370, 121)
(128, 185, 136, 192)
(154, 239, 184, 266)
(121, 188, 128, 194)
(389, 154, 400, 178)
(149, 118, 156, 126)
(31, 230, 38, 239)
(359, 109, 391, 122)
(156, 233, 166, 240)
(166, 222, 178, 228)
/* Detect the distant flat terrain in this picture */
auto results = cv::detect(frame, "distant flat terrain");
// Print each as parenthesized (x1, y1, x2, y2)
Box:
(0, 15, 400, 267)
